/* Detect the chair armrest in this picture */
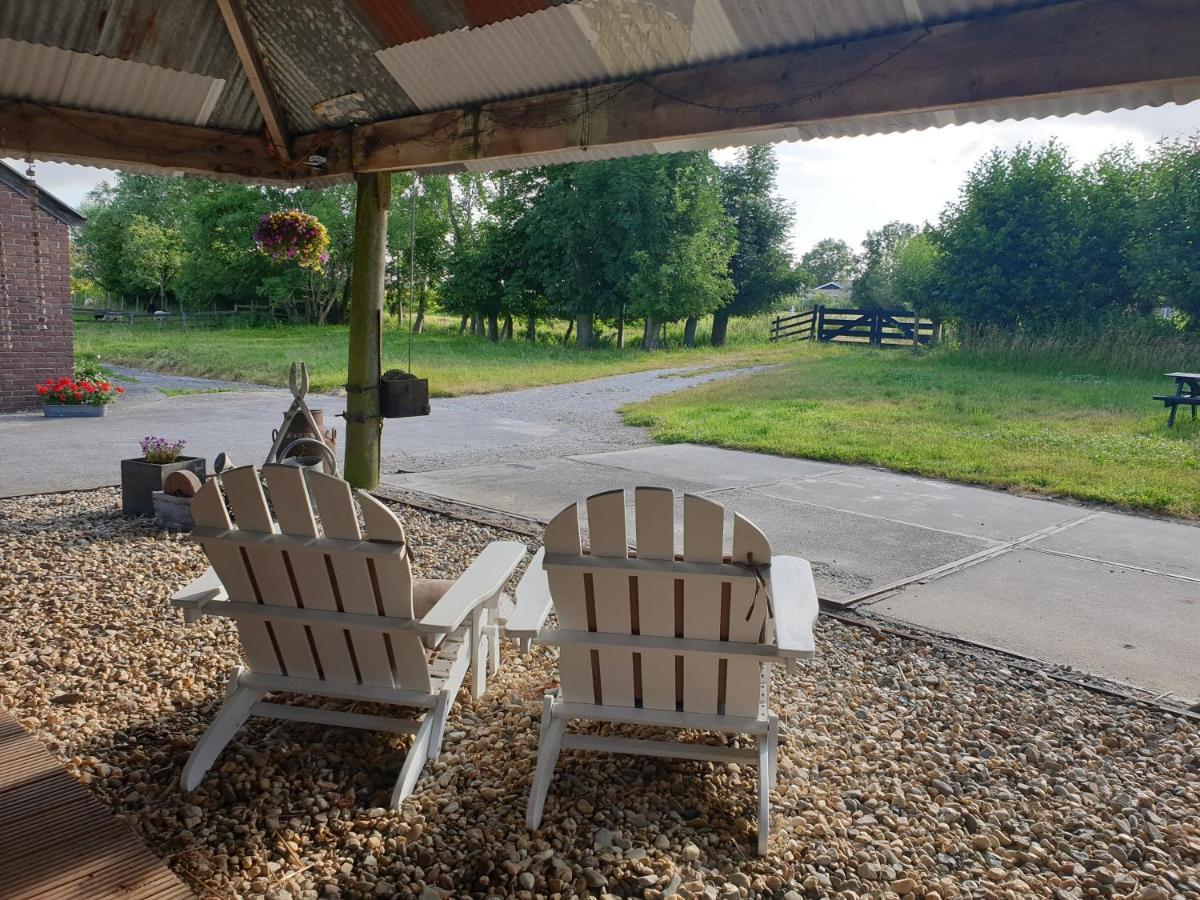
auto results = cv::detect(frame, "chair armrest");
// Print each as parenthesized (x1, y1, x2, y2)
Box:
(418, 541, 527, 634)
(505, 548, 552, 640)
(170, 566, 227, 623)
(769, 555, 819, 658)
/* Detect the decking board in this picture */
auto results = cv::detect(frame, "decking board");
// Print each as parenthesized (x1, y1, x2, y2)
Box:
(0, 709, 193, 899)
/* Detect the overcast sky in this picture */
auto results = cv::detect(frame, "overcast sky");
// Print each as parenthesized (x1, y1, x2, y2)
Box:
(7, 101, 1199, 260)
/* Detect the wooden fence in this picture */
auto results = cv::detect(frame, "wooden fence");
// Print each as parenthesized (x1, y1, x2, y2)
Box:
(770, 306, 938, 347)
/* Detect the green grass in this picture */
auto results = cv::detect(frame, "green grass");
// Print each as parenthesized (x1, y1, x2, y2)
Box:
(76, 313, 789, 397)
(622, 341, 1200, 518)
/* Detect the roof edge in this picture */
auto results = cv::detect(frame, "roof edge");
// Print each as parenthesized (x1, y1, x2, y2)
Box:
(0, 161, 86, 226)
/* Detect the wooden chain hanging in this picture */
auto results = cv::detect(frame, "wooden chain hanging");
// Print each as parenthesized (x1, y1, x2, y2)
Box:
(0, 133, 11, 351)
(25, 158, 48, 331)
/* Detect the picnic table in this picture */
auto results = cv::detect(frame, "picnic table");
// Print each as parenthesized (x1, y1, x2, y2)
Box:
(1155, 372, 1200, 427)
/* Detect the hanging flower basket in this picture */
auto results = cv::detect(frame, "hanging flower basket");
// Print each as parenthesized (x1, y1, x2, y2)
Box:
(253, 210, 329, 271)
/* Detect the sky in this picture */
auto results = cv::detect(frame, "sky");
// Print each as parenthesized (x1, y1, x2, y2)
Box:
(6, 101, 1199, 260)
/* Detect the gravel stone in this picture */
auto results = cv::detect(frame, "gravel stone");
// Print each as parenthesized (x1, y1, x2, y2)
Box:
(1, 488, 1198, 898)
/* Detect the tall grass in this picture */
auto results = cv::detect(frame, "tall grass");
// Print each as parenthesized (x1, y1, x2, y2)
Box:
(944, 318, 1198, 378)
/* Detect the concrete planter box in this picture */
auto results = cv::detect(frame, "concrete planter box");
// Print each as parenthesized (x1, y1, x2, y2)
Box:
(44, 404, 107, 417)
(151, 491, 194, 531)
(121, 456, 206, 517)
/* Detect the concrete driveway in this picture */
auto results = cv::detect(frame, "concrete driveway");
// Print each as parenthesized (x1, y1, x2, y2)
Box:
(2, 364, 1196, 704)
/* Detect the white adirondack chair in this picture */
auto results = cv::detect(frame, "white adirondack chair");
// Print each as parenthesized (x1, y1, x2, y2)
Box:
(170, 465, 526, 806)
(507, 488, 818, 854)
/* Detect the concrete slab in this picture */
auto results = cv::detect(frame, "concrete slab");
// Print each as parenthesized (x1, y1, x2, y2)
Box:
(383, 459, 715, 523)
(752, 469, 1083, 542)
(710, 488, 990, 601)
(862, 550, 1200, 703)
(1029, 512, 1200, 580)
(569, 444, 843, 487)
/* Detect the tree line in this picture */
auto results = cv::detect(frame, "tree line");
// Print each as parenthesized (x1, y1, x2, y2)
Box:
(793, 135, 1200, 332)
(74, 146, 803, 348)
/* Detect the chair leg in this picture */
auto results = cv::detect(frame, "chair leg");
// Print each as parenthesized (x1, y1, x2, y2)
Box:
(391, 710, 437, 807)
(488, 623, 501, 677)
(756, 726, 774, 856)
(525, 695, 566, 830)
(470, 606, 488, 699)
(181, 677, 264, 792)
(426, 691, 453, 759)
(767, 714, 779, 787)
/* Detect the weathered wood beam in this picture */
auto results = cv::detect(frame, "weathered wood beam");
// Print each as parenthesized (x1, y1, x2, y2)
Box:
(343, 0, 1200, 175)
(0, 100, 293, 181)
(343, 172, 391, 490)
(215, 0, 292, 162)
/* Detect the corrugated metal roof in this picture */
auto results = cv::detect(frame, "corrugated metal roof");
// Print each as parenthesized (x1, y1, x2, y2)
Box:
(0, 0, 260, 132)
(0, 0, 1195, 179)
(0, 38, 225, 126)
(375, 0, 1053, 114)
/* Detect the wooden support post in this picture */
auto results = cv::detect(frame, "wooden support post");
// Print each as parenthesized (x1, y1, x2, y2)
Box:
(344, 173, 391, 490)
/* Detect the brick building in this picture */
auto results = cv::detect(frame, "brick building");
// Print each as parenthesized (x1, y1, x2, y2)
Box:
(0, 162, 84, 413)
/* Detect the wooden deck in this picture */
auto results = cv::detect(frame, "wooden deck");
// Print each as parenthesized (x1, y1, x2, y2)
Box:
(0, 709, 193, 899)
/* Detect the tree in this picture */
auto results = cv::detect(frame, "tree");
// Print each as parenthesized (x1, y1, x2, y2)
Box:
(1125, 135, 1200, 329)
(126, 214, 184, 312)
(626, 153, 735, 348)
(891, 232, 942, 348)
(712, 145, 797, 346)
(386, 173, 451, 333)
(799, 238, 858, 286)
(933, 142, 1097, 328)
(853, 221, 917, 308)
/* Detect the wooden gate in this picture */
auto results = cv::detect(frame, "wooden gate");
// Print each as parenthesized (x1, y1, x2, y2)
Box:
(770, 306, 937, 346)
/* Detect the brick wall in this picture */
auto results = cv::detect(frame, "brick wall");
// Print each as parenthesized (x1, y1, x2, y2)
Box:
(0, 184, 73, 413)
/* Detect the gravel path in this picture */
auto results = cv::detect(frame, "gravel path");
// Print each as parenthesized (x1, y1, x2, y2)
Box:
(1, 490, 1198, 899)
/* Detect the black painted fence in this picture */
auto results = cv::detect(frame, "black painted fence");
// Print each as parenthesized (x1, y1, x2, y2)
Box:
(770, 306, 938, 347)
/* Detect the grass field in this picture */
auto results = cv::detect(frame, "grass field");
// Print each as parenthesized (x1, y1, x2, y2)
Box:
(622, 341, 1200, 518)
(75, 313, 789, 396)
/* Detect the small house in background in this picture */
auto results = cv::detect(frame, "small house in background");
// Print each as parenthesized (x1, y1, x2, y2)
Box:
(0, 162, 85, 413)
(812, 281, 849, 304)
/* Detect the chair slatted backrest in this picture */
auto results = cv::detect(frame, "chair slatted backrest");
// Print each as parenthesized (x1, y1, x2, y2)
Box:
(544, 488, 773, 717)
(190, 465, 430, 693)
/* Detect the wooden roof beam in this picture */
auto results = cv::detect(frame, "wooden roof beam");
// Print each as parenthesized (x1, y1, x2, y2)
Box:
(216, 0, 292, 163)
(327, 0, 1200, 176)
(0, 100, 295, 181)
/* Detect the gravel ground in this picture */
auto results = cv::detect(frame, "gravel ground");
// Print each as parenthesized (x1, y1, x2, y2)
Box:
(1, 489, 1198, 900)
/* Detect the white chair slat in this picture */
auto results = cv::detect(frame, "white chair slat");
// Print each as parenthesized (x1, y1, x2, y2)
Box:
(227, 466, 319, 679)
(309, 472, 361, 539)
(192, 476, 282, 674)
(358, 490, 407, 545)
(586, 490, 627, 557)
(543, 503, 580, 554)
(285, 550, 359, 683)
(634, 487, 674, 560)
(555, 500, 595, 703)
(190, 478, 232, 530)
(593, 569, 634, 708)
(638, 571, 678, 711)
(263, 465, 319, 537)
(683, 493, 724, 562)
(726, 513, 773, 714)
(221, 466, 275, 533)
(681, 494, 725, 714)
(328, 554, 395, 688)
(558, 647, 596, 704)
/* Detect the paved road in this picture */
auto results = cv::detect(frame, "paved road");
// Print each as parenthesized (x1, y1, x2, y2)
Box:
(2, 364, 1196, 704)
